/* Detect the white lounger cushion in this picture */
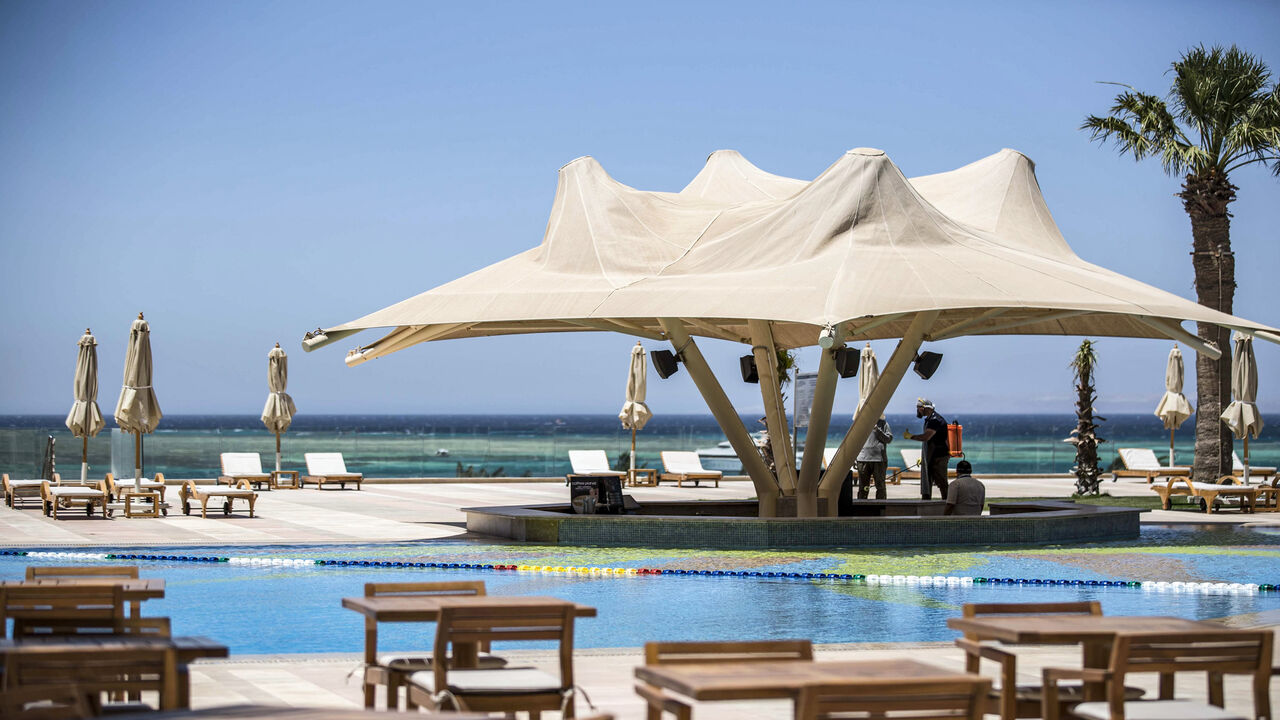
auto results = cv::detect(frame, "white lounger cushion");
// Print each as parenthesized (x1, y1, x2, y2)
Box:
(568, 450, 624, 476)
(116, 478, 165, 490)
(1073, 700, 1244, 720)
(1232, 452, 1276, 473)
(7, 479, 46, 488)
(378, 652, 507, 669)
(900, 448, 922, 467)
(305, 453, 360, 476)
(46, 487, 104, 498)
(221, 453, 267, 476)
(408, 667, 561, 694)
(1117, 448, 1187, 473)
(661, 451, 721, 476)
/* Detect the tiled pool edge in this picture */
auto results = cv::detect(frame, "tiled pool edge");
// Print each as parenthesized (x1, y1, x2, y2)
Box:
(463, 500, 1142, 548)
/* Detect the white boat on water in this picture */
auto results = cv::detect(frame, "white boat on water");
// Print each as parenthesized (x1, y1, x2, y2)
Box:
(696, 431, 802, 473)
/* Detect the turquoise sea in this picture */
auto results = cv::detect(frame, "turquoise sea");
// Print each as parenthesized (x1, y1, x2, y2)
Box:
(1, 413, 1275, 480)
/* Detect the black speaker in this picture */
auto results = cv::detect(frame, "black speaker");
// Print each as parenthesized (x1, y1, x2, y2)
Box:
(913, 351, 943, 380)
(739, 355, 759, 383)
(650, 350, 680, 379)
(833, 348, 859, 378)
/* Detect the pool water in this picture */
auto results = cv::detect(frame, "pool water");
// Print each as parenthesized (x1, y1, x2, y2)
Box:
(3, 525, 1278, 654)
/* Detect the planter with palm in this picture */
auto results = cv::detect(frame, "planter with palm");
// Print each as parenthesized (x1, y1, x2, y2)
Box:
(1067, 340, 1106, 495)
(1082, 44, 1279, 482)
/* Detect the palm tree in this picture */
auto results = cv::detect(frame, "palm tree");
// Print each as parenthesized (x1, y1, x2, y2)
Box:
(1067, 340, 1105, 495)
(1082, 45, 1279, 483)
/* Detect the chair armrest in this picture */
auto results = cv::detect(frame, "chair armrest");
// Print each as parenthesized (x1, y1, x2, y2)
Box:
(955, 637, 1017, 669)
(634, 683, 692, 720)
(234, 479, 254, 491)
(1042, 667, 1110, 720)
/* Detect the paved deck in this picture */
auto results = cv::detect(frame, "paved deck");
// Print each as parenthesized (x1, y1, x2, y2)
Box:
(3, 475, 1277, 717)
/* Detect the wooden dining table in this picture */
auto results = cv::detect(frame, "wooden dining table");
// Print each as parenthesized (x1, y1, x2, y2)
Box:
(2, 577, 165, 617)
(635, 657, 973, 706)
(0, 635, 229, 708)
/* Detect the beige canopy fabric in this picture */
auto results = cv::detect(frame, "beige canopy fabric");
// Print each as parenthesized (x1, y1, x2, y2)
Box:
(1221, 334, 1262, 440)
(262, 344, 296, 435)
(618, 342, 652, 432)
(66, 330, 105, 440)
(114, 315, 161, 435)
(855, 344, 879, 417)
(316, 148, 1279, 363)
(1154, 346, 1192, 430)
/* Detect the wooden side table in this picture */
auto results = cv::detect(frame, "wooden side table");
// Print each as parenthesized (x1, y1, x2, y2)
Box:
(629, 468, 658, 487)
(123, 491, 161, 518)
(271, 470, 300, 490)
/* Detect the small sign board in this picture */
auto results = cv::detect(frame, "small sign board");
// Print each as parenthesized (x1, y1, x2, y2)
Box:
(568, 475, 625, 514)
(794, 372, 818, 428)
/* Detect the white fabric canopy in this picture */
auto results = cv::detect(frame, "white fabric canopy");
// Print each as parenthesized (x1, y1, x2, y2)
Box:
(1221, 334, 1263, 439)
(313, 148, 1279, 362)
(855, 344, 879, 417)
(618, 342, 652, 432)
(262, 344, 296, 435)
(1154, 346, 1192, 430)
(66, 330, 104, 440)
(114, 315, 161, 435)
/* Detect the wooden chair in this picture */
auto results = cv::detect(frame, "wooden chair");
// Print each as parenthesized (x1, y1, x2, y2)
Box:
(0, 684, 95, 719)
(360, 581, 507, 710)
(302, 452, 363, 490)
(3, 473, 47, 509)
(179, 479, 258, 518)
(1111, 448, 1190, 483)
(3, 644, 180, 713)
(955, 601, 1143, 720)
(1041, 629, 1274, 720)
(103, 472, 168, 503)
(1254, 475, 1280, 512)
(1, 584, 126, 638)
(405, 602, 578, 718)
(38, 476, 108, 520)
(1150, 476, 1259, 513)
(218, 453, 273, 490)
(636, 640, 813, 719)
(658, 452, 722, 488)
(795, 676, 992, 720)
(26, 566, 139, 580)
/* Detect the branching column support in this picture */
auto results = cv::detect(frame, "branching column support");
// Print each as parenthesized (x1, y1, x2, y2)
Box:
(795, 324, 845, 518)
(748, 320, 797, 495)
(659, 318, 780, 517)
(819, 310, 938, 516)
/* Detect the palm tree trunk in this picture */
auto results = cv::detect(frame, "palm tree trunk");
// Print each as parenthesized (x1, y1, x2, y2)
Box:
(1181, 170, 1236, 483)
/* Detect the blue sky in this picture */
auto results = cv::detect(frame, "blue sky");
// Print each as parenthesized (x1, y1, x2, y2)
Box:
(1, 1, 1278, 420)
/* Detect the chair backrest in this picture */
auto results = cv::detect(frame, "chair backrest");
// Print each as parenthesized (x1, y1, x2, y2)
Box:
(1118, 448, 1160, 471)
(0, 683, 95, 720)
(900, 448, 922, 468)
(644, 639, 813, 666)
(660, 451, 710, 474)
(305, 452, 348, 475)
(1105, 630, 1273, 713)
(432, 602, 575, 693)
(221, 453, 264, 475)
(960, 601, 1100, 640)
(795, 677, 991, 720)
(1, 584, 126, 638)
(3, 645, 180, 712)
(27, 566, 140, 580)
(569, 450, 611, 474)
(365, 581, 490, 652)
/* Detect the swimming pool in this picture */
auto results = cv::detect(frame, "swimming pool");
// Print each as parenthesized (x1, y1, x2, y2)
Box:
(4, 525, 1277, 654)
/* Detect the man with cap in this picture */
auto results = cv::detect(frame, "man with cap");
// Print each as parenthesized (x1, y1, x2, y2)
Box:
(904, 398, 949, 500)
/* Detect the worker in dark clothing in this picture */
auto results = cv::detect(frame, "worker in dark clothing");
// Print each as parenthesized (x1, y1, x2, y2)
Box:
(904, 397, 949, 500)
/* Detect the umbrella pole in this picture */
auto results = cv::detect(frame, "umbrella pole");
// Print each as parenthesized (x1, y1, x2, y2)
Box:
(1243, 435, 1251, 485)
(134, 431, 142, 482)
(81, 436, 89, 484)
(629, 427, 637, 485)
(275, 432, 282, 472)
(1169, 430, 1175, 467)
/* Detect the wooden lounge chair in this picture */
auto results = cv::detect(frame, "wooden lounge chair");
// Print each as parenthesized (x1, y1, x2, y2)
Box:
(4, 473, 48, 509)
(1232, 452, 1277, 483)
(406, 603, 579, 717)
(795, 676, 992, 720)
(1110, 448, 1190, 484)
(302, 452, 363, 490)
(360, 581, 508, 710)
(1255, 475, 1280, 512)
(636, 640, 812, 720)
(1041, 629, 1274, 720)
(1150, 476, 1258, 513)
(3, 644, 181, 713)
(103, 472, 170, 517)
(659, 451, 721, 488)
(955, 601, 1144, 720)
(568, 450, 626, 479)
(894, 448, 955, 484)
(219, 453, 273, 490)
(178, 479, 257, 518)
(39, 475, 108, 520)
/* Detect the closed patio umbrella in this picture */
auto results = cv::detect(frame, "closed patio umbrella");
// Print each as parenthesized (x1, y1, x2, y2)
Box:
(113, 313, 161, 482)
(855, 343, 879, 417)
(618, 341, 652, 478)
(1153, 346, 1192, 466)
(261, 343, 296, 472)
(65, 328, 105, 483)
(1221, 333, 1262, 484)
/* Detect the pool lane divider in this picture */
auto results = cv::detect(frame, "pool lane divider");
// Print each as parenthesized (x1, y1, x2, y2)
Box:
(3, 549, 1276, 594)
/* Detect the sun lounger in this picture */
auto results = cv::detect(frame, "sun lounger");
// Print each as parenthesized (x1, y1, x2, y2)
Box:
(659, 451, 721, 488)
(568, 450, 626, 478)
(894, 448, 954, 484)
(219, 452, 273, 490)
(1150, 475, 1258, 513)
(1111, 448, 1190, 483)
(1232, 452, 1277, 482)
(3, 473, 47, 508)
(104, 473, 171, 518)
(179, 479, 257, 518)
(302, 452, 363, 490)
(39, 475, 108, 519)
(105, 472, 168, 503)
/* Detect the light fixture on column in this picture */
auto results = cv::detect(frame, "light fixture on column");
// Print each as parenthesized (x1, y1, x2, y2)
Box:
(817, 324, 836, 349)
